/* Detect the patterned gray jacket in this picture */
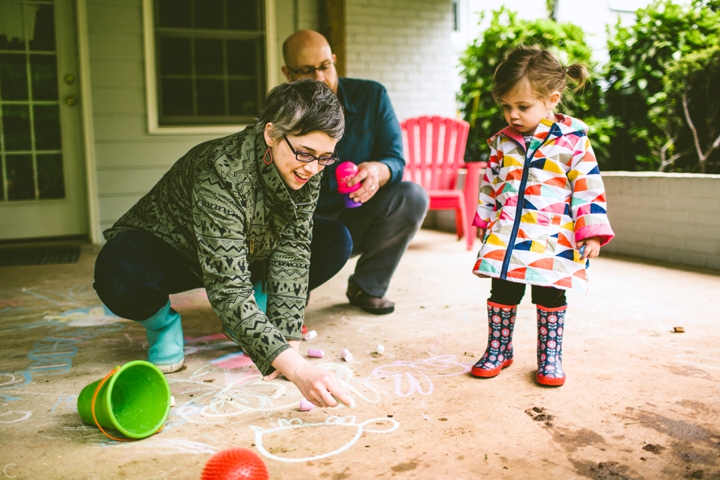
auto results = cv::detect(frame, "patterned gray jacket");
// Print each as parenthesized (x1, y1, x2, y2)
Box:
(104, 126, 319, 375)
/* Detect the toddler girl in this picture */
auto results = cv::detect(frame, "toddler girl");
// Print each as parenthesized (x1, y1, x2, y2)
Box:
(470, 45, 615, 386)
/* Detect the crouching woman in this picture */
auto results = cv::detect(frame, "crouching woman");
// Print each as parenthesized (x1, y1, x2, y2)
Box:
(94, 79, 351, 408)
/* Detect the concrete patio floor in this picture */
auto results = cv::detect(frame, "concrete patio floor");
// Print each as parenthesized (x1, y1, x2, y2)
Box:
(1, 229, 719, 479)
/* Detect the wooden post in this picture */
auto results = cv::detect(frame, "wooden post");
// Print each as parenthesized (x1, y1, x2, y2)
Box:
(318, 0, 346, 77)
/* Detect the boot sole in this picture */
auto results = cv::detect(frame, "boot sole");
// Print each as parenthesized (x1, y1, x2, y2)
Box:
(470, 359, 513, 378)
(156, 357, 185, 374)
(536, 372, 565, 386)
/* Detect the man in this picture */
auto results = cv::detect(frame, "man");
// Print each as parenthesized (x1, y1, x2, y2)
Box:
(281, 30, 428, 315)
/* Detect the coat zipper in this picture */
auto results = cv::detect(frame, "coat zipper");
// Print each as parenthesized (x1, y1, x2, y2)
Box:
(499, 124, 561, 278)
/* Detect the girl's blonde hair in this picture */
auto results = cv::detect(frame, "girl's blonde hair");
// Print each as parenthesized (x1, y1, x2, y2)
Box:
(492, 45, 588, 104)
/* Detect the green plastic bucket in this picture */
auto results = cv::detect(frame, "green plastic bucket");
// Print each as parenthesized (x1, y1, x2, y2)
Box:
(77, 360, 171, 439)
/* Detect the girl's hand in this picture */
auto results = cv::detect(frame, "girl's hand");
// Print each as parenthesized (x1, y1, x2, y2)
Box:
(262, 340, 300, 381)
(267, 347, 354, 408)
(577, 237, 601, 259)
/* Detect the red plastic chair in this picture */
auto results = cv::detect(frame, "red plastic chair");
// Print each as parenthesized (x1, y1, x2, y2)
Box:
(401, 115, 485, 250)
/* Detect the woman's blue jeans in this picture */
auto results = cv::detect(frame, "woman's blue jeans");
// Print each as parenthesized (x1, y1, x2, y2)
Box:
(94, 225, 349, 320)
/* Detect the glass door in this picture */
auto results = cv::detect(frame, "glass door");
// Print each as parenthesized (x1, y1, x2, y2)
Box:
(0, 0, 87, 240)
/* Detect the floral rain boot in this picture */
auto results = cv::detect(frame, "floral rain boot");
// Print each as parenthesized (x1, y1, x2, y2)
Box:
(471, 302, 517, 378)
(137, 300, 184, 373)
(536, 305, 567, 386)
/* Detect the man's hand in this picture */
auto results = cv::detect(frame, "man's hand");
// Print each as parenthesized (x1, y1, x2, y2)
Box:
(347, 161, 391, 203)
(266, 347, 354, 408)
(577, 236, 601, 259)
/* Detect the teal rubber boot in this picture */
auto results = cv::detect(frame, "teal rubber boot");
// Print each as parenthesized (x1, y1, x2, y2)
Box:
(137, 300, 184, 373)
(253, 281, 268, 313)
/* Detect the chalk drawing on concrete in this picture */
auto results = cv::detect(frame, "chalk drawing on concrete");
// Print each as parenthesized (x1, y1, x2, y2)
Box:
(184, 334, 239, 357)
(209, 352, 255, 369)
(321, 363, 381, 404)
(0, 410, 31, 423)
(251, 415, 399, 463)
(43, 305, 126, 327)
(169, 374, 302, 423)
(370, 355, 471, 397)
(3, 463, 18, 478)
(103, 438, 219, 455)
(0, 373, 30, 389)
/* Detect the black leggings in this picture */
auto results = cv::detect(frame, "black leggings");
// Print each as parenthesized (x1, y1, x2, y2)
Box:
(488, 278, 566, 308)
(94, 228, 348, 321)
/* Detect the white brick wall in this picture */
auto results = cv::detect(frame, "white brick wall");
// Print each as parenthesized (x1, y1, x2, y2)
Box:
(345, 0, 459, 121)
(602, 172, 720, 270)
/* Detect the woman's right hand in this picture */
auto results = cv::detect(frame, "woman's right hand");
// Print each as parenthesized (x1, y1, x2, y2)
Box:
(270, 347, 354, 408)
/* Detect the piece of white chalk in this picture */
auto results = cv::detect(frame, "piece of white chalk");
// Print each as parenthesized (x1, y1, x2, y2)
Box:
(376, 344, 385, 354)
(308, 349, 324, 358)
(341, 349, 353, 362)
(170, 395, 175, 407)
(304, 329, 317, 340)
(299, 399, 314, 411)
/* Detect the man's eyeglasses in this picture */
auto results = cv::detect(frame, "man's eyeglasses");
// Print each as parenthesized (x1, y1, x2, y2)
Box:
(283, 135, 338, 166)
(286, 61, 335, 77)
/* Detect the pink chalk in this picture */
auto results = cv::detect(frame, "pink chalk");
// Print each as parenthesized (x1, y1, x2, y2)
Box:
(341, 349, 353, 362)
(307, 349, 325, 358)
(299, 399, 314, 411)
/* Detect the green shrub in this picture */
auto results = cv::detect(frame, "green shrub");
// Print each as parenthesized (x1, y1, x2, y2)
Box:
(603, 0, 720, 171)
(457, 8, 610, 164)
(652, 46, 720, 172)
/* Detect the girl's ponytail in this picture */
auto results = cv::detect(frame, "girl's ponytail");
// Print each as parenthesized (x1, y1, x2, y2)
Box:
(565, 63, 589, 92)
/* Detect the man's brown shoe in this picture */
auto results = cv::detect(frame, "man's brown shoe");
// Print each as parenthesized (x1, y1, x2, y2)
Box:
(346, 278, 395, 315)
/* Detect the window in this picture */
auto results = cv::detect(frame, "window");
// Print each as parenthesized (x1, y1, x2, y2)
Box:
(144, 0, 277, 133)
(0, 1, 65, 201)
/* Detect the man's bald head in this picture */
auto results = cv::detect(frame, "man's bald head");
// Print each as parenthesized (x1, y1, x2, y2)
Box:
(282, 30, 338, 93)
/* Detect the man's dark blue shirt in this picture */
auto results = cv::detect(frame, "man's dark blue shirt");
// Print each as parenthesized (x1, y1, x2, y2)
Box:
(316, 78, 405, 214)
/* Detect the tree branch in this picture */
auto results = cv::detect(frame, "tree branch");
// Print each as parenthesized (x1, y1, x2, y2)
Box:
(655, 128, 682, 172)
(682, 91, 706, 173)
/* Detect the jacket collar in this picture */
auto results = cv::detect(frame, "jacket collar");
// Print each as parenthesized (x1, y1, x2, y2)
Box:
(496, 113, 589, 148)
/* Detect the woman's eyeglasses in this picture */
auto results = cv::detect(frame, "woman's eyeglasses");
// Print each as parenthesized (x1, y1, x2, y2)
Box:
(283, 135, 338, 166)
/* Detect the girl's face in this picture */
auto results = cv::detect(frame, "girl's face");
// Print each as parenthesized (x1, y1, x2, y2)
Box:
(499, 79, 561, 135)
(264, 124, 338, 190)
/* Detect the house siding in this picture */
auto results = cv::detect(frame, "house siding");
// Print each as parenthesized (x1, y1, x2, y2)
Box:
(86, 0, 305, 236)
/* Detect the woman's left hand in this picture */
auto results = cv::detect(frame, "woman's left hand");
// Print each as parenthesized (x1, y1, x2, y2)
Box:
(577, 236, 601, 259)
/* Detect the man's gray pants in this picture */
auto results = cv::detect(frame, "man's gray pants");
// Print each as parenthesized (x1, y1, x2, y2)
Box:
(312, 181, 429, 298)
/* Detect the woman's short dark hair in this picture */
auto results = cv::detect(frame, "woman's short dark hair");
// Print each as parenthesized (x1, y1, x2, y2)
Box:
(255, 79, 344, 140)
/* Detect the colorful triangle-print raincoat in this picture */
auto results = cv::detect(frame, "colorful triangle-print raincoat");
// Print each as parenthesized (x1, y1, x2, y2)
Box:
(472, 114, 615, 294)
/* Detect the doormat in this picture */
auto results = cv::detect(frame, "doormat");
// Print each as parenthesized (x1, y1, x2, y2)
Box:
(0, 245, 80, 267)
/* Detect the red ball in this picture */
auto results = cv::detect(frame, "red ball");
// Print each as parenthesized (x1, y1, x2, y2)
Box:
(201, 448, 269, 480)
